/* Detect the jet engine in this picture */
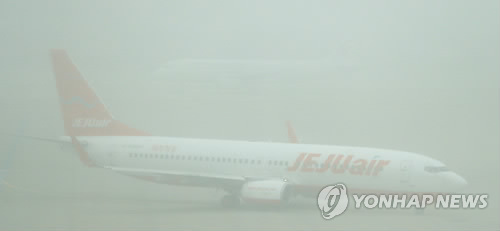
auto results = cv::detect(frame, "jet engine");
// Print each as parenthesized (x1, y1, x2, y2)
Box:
(240, 179, 291, 204)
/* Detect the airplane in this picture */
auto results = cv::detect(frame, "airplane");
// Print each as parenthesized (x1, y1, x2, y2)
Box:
(32, 49, 467, 207)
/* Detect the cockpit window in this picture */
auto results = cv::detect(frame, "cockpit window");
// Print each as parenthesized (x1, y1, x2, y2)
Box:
(424, 166, 449, 173)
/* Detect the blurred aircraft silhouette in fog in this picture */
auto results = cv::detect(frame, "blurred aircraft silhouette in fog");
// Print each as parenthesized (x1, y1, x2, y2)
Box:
(25, 49, 468, 207)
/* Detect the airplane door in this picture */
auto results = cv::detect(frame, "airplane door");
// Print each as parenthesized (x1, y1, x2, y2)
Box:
(106, 152, 114, 166)
(400, 160, 413, 186)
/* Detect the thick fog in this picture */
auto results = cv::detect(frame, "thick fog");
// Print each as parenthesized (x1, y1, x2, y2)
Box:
(1, 0, 499, 230)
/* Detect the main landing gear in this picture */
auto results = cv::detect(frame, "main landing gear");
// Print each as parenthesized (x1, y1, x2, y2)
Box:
(221, 194, 240, 208)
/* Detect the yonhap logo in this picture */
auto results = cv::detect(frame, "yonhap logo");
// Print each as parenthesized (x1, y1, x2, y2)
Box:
(317, 183, 349, 220)
(316, 183, 488, 219)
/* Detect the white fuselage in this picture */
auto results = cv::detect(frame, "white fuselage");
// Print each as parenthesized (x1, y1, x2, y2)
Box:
(49, 50, 468, 199)
(75, 136, 467, 194)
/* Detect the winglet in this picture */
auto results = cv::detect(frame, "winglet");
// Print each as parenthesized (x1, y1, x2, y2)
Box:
(286, 121, 299, 143)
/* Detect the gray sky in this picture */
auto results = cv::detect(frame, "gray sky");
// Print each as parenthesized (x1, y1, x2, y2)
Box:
(1, 0, 498, 167)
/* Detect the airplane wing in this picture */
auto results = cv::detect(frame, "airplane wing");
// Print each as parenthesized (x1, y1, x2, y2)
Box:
(105, 166, 252, 188)
(3, 133, 75, 145)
